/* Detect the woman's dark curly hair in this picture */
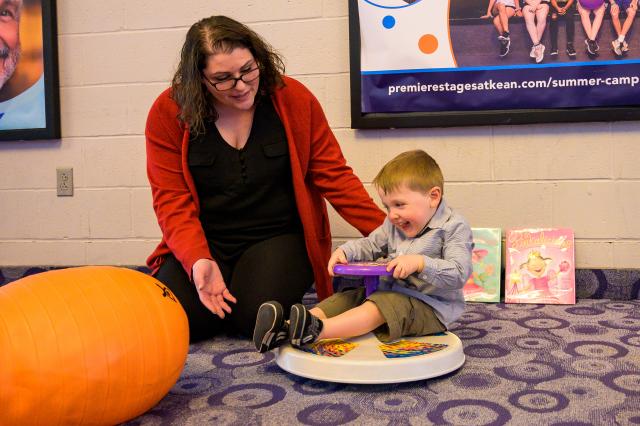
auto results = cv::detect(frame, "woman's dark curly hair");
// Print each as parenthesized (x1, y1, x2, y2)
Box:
(171, 16, 285, 135)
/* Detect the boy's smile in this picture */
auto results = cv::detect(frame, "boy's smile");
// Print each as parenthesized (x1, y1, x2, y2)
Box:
(378, 184, 441, 238)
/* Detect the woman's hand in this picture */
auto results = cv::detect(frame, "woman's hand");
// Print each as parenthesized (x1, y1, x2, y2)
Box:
(327, 248, 348, 276)
(192, 258, 237, 318)
(387, 255, 425, 279)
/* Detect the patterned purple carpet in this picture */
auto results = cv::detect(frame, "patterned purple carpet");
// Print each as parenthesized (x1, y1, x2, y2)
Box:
(2, 267, 638, 425)
(122, 298, 640, 426)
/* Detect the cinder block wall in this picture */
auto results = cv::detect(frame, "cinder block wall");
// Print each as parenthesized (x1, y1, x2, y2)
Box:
(0, 1, 639, 269)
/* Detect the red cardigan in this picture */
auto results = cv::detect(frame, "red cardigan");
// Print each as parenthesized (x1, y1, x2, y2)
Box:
(145, 76, 385, 300)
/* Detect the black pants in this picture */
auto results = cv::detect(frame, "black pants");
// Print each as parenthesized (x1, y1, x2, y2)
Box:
(155, 233, 314, 342)
(550, 7, 575, 48)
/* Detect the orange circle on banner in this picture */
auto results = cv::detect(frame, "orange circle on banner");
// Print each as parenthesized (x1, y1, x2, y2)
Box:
(418, 34, 438, 54)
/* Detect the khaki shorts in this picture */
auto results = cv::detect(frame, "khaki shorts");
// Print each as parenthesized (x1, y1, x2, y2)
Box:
(315, 287, 446, 343)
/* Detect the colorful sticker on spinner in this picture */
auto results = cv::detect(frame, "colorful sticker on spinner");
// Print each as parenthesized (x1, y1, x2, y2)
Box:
(379, 340, 448, 358)
(301, 339, 357, 357)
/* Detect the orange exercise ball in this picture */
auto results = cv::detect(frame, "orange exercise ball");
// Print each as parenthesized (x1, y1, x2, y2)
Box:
(0, 266, 189, 426)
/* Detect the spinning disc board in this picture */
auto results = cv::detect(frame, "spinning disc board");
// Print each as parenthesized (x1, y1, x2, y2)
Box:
(276, 331, 465, 384)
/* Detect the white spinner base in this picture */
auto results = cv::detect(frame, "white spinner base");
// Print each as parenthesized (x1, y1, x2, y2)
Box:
(276, 332, 465, 384)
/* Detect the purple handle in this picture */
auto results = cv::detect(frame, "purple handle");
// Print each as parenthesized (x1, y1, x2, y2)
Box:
(363, 276, 378, 297)
(333, 263, 392, 276)
(333, 263, 393, 296)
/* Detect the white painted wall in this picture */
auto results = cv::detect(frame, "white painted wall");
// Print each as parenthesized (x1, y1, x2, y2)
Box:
(0, 0, 639, 269)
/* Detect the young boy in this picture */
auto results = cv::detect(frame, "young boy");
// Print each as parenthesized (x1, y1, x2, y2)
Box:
(253, 150, 473, 353)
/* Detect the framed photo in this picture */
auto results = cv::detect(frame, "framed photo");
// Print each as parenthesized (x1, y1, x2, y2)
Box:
(349, 0, 640, 129)
(0, 0, 60, 141)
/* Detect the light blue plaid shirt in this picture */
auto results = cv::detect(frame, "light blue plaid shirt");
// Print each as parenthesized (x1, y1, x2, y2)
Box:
(339, 199, 474, 326)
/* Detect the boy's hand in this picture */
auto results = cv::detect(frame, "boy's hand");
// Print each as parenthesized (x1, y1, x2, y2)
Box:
(387, 255, 425, 279)
(328, 248, 348, 276)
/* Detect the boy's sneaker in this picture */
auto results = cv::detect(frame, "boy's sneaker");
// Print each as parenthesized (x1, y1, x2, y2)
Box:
(586, 39, 597, 55)
(550, 46, 559, 56)
(566, 43, 577, 57)
(612, 39, 623, 56)
(289, 303, 324, 348)
(253, 301, 289, 353)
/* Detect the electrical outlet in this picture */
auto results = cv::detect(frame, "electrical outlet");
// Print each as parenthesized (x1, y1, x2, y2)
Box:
(56, 167, 73, 196)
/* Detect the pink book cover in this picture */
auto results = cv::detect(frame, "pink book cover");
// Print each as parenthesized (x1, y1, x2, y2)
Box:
(505, 228, 576, 305)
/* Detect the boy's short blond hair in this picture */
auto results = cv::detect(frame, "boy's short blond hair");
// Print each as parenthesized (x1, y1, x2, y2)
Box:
(373, 150, 444, 195)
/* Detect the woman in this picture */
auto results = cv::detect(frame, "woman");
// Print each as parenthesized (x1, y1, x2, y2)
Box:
(145, 16, 385, 342)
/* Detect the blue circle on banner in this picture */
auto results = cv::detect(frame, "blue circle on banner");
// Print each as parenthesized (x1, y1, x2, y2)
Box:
(382, 15, 395, 29)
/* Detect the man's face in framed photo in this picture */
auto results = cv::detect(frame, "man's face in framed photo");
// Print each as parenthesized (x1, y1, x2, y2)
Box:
(0, 0, 22, 89)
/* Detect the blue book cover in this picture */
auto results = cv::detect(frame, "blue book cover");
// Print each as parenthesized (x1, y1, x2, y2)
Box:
(463, 228, 502, 303)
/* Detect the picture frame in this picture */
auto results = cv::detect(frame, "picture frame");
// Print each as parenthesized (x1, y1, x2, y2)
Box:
(0, 0, 60, 141)
(349, 0, 640, 129)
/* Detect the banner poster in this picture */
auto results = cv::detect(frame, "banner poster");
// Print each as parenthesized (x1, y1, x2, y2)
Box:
(357, 0, 640, 117)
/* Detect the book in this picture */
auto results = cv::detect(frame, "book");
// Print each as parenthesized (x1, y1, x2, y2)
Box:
(463, 228, 502, 303)
(504, 228, 576, 305)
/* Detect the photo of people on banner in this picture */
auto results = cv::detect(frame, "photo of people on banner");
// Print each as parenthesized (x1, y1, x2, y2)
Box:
(0, 0, 46, 131)
(357, 0, 640, 114)
(474, 0, 637, 64)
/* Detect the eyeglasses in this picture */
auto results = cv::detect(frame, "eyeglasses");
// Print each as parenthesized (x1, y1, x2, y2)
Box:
(203, 67, 260, 91)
